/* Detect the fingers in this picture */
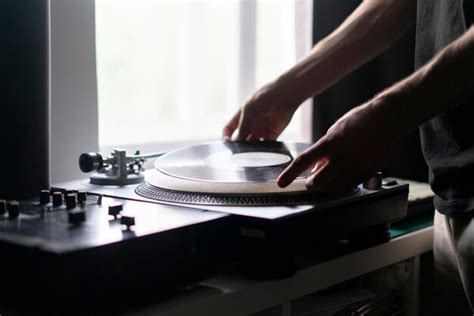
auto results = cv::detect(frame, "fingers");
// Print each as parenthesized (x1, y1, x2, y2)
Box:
(277, 139, 329, 188)
(306, 160, 366, 194)
(222, 110, 241, 140)
(236, 110, 253, 141)
(222, 109, 255, 141)
(311, 159, 327, 173)
(304, 162, 342, 193)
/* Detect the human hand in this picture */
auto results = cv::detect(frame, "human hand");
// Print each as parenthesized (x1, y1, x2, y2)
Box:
(277, 99, 402, 193)
(222, 82, 302, 141)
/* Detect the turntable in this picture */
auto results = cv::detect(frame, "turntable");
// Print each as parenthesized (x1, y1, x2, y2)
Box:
(136, 141, 359, 206)
(73, 141, 407, 218)
(0, 141, 408, 312)
(70, 141, 408, 276)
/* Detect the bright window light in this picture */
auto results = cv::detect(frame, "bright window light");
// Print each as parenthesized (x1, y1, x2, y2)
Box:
(95, 0, 312, 148)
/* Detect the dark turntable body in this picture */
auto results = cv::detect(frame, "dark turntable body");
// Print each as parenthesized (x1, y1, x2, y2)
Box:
(0, 141, 408, 313)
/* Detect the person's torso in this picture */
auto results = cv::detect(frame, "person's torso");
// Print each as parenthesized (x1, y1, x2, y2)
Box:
(416, 0, 474, 214)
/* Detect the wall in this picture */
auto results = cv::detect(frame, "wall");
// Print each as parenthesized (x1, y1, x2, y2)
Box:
(50, 0, 99, 183)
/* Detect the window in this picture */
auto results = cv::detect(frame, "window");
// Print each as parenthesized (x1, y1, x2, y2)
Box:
(95, 0, 313, 149)
(50, 0, 313, 182)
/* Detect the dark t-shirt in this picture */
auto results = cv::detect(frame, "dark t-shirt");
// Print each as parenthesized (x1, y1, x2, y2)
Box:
(416, 0, 474, 214)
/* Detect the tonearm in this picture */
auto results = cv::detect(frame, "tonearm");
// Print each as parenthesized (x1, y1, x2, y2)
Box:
(79, 148, 163, 186)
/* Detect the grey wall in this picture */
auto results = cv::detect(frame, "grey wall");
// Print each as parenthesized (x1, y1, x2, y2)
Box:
(51, 0, 99, 183)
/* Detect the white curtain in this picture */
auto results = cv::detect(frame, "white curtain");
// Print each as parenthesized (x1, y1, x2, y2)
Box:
(95, 0, 313, 148)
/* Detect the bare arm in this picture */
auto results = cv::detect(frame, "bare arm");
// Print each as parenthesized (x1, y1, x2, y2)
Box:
(379, 26, 474, 133)
(278, 26, 474, 192)
(274, 0, 417, 105)
(222, 0, 416, 140)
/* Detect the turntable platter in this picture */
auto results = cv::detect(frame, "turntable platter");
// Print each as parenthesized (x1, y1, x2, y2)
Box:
(136, 141, 359, 206)
(148, 141, 311, 194)
(156, 141, 309, 183)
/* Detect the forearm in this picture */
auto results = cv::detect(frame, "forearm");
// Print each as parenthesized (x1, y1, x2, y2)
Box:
(375, 26, 474, 134)
(275, 0, 416, 105)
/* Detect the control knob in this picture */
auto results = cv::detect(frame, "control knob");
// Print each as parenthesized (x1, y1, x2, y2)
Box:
(8, 201, 20, 219)
(0, 199, 6, 215)
(363, 172, 383, 190)
(68, 210, 86, 225)
(40, 190, 50, 205)
(52, 192, 63, 207)
(120, 215, 135, 230)
(108, 204, 123, 219)
(65, 193, 77, 210)
(77, 191, 87, 204)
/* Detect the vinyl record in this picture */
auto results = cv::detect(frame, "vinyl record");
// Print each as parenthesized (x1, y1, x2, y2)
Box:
(148, 141, 311, 194)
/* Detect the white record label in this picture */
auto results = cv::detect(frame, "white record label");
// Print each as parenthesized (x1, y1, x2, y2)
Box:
(203, 151, 291, 171)
(230, 152, 291, 167)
